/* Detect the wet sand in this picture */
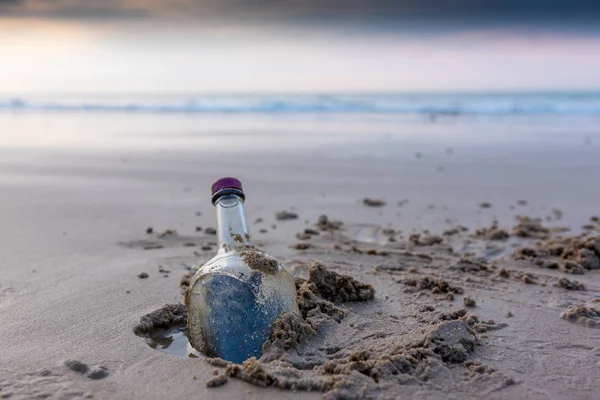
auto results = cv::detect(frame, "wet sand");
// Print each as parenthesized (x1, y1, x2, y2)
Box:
(1, 113, 600, 399)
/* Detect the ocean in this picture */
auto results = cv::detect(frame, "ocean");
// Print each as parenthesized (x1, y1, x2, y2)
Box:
(2, 92, 600, 116)
(1, 90, 599, 233)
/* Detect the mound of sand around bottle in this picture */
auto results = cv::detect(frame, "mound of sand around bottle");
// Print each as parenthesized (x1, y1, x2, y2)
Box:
(136, 261, 515, 399)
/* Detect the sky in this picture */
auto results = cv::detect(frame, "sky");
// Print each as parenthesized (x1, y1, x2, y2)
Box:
(1, 0, 600, 94)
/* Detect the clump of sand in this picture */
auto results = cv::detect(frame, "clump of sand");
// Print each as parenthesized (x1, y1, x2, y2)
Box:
(291, 261, 375, 327)
(403, 276, 463, 295)
(409, 234, 444, 246)
(276, 211, 298, 221)
(475, 225, 510, 241)
(512, 216, 550, 239)
(557, 278, 586, 291)
(296, 228, 320, 241)
(350, 245, 390, 256)
(262, 312, 316, 355)
(292, 243, 313, 250)
(240, 249, 280, 274)
(363, 198, 386, 207)
(450, 257, 490, 274)
(158, 229, 177, 238)
(316, 215, 343, 231)
(133, 304, 187, 336)
(511, 235, 600, 275)
(561, 304, 600, 328)
(301, 262, 375, 303)
(561, 236, 600, 270)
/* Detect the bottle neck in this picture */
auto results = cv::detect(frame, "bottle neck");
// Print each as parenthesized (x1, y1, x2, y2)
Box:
(214, 193, 251, 252)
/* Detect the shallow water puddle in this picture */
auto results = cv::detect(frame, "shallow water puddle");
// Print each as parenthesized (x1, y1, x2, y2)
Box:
(132, 304, 203, 358)
(345, 223, 390, 245)
(453, 236, 524, 260)
(143, 328, 202, 358)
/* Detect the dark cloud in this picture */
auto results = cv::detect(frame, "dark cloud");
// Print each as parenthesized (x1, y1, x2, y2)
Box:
(1, 0, 599, 27)
(0, 0, 151, 19)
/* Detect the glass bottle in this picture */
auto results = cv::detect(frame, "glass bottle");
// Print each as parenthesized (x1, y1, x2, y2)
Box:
(185, 177, 299, 363)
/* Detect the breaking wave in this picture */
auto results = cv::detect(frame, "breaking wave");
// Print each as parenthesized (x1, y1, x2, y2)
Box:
(2, 93, 600, 115)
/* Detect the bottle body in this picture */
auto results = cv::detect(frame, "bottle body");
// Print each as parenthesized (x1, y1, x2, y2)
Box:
(186, 250, 298, 363)
(185, 183, 299, 363)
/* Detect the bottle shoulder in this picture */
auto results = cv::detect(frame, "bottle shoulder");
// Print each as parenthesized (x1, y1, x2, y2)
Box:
(189, 247, 295, 288)
(199, 247, 285, 275)
(186, 247, 300, 315)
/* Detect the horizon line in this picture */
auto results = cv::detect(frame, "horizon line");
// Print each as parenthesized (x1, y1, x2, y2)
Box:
(3, 89, 600, 98)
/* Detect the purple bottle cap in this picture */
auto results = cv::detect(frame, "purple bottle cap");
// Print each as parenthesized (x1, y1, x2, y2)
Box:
(211, 177, 244, 196)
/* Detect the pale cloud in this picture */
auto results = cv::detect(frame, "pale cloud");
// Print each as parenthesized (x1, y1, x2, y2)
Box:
(1, 21, 599, 94)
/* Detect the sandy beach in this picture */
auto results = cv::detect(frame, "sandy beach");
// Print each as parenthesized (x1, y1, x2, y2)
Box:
(1, 112, 600, 399)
